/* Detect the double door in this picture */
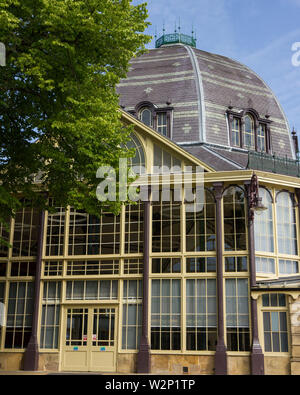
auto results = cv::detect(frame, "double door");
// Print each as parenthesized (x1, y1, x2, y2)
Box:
(61, 306, 117, 372)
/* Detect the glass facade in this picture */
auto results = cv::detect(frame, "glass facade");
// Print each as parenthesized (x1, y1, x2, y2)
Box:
(0, 182, 297, 368)
(255, 188, 299, 277)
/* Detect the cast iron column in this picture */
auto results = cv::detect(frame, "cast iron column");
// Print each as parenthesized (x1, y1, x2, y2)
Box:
(245, 180, 265, 375)
(213, 182, 227, 375)
(23, 210, 45, 371)
(137, 193, 151, 373)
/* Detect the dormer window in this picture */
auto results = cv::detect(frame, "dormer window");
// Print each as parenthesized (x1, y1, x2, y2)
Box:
(257, 124, 266, 152)
(140, 107, 152, 127)
(243, 115, 255, 150)
(135, 102, 173, 138)
(228, 109, 272, 153)
(157, 112, 167, 137)
(232, 118, 240, 147)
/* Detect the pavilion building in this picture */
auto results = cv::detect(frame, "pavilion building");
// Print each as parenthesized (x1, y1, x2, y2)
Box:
(0, 32, 300, 375)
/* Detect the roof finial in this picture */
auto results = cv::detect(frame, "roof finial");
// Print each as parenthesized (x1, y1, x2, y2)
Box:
(178, 17, 181, 33)
(154, 26, 157, 41)
(191, 24, 194, 39)
(162, 22, 165, 36)
(174, 20, 177, 34)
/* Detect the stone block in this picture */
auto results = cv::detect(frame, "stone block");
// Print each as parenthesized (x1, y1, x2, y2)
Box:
(38, 353, 59, 372)
(292, 345, 300, 358)
(227, 356, 251, 375)
(151, 354, 214, 375)
(117, 353, 136, 374)
(0, 353, 23, 371)
(291, 361, 300, 375)
(264, 356, 290, 375)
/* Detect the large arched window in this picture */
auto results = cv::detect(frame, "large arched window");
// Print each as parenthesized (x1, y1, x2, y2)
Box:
(223, 186, 246, 251)
(125, 133, 146, 174)
(185, 189, 216, 252)
(243, 115, 255, 150)
(276, 192, 297, 256)
(255, 188, 274, 253)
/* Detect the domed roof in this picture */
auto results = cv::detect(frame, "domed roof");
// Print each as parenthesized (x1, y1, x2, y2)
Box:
(117, 43, 295, 162)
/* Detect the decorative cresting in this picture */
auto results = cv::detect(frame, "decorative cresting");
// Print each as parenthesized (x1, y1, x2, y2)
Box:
(155, 33, 196, 48)
(248, 151, 300, 177)
(245, 174, 265, 376)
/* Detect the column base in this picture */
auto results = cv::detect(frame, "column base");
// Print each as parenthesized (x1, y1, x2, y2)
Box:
(137, 338, 151, 373)
(23, 335, 39, 371)
(214, 344, 227, 375)
(251, 345, 265, 375)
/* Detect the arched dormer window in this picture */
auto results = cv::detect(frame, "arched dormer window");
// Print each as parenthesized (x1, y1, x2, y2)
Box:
(243, 114, 255, 150)
(140, 107, 152, 127)
(135, 102, 173, 138)
(227, 108, 271, 153)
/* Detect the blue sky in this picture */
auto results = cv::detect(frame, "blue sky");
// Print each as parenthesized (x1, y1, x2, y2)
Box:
(133, 0, 300, 134)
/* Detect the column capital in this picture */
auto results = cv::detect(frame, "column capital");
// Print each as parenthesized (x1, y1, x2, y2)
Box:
(212, 182, 224, 200)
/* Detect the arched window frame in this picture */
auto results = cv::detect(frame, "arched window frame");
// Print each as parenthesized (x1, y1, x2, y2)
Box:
(185, 188, 217, 253)
(125, 132, 147, 174)
(255, 187, 300, 279)
(275, 190, 298, 257)
(227, 108, 272, 153)
(222, 185, 247, 252)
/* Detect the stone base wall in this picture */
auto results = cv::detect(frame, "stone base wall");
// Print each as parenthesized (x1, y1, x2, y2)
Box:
(227, 356, 251, 375)
(0, 351, 297, 375)
(264, 356, 290, 375)
(38, 353, 60, 371)
(151, 354, 215, 375)
(0, 353, 24, 371)
(117, 353, 137, 373)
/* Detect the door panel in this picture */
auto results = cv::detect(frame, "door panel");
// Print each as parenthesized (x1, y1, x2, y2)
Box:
(61, 306, 117, 372)
(90, 308, 116, 372)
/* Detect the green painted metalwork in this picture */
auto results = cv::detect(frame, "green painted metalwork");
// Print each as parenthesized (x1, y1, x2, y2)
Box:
(155, 33, 196, 49)
(247, 151, 300, 177)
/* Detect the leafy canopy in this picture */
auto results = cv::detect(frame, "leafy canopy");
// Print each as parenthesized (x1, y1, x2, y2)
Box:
(0, 0, 151, 229)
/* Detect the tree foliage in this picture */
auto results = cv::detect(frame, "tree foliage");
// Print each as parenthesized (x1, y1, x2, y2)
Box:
(0, 0, 151, 230)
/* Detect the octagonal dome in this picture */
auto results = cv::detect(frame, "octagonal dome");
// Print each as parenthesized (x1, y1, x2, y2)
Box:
(117, 43, 295, 162)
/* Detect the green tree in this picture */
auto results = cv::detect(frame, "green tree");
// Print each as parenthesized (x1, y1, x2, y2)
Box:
(0, 0, 150, 237)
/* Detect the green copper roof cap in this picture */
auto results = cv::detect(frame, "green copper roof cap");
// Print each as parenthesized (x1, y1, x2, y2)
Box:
(155, 33, 196, 48)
